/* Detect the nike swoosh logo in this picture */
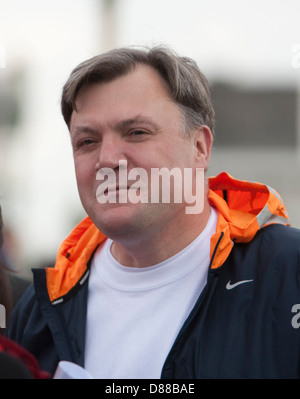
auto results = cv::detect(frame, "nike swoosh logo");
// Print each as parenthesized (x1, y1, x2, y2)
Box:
(226, 279, 254, 290)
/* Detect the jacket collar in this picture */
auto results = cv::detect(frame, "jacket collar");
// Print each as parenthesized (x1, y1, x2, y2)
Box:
(208, 172, 289, 268)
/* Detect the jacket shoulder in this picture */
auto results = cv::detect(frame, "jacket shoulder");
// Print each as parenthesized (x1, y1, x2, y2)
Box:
(256, 223, 300, 256)
(6, 283, 42, 342)
(261, 223, 300, 238)
(224, 223, 300, 280)
(6, 271, 61, 375)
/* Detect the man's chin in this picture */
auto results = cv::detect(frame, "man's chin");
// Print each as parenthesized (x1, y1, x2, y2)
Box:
(89, 203, 144, 238)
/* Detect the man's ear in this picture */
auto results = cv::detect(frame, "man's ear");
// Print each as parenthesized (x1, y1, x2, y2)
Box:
(194, 125, 213, 169)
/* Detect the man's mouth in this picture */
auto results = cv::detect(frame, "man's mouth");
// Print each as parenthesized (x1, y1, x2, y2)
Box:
(103, 186, 129, 194)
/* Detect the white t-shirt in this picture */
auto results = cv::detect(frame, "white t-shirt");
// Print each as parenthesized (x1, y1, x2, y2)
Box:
(84, 207, 218, 379)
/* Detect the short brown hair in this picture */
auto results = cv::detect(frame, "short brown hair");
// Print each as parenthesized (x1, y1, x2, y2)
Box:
(61, 45, 215, 134)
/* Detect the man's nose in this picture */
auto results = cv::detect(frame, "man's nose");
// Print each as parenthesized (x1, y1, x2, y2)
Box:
(95, 133, 125, 171)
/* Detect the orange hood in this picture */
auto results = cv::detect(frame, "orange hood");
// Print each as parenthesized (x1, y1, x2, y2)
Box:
(46, 172, 289, 303)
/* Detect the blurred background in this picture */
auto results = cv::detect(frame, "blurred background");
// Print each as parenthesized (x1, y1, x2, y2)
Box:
(0, 0, 300, 278)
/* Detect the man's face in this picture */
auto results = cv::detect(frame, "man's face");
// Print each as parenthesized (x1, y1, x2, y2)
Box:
(69, 65, 210, 241)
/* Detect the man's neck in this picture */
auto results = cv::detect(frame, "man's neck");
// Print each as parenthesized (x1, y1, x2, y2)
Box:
(110, 201, 212, 268)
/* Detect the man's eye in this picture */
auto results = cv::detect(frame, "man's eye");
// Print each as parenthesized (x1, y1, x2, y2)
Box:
(73, 139, 96, 150)
(79, 139, 95, 146)
(129, 130, 147, 136)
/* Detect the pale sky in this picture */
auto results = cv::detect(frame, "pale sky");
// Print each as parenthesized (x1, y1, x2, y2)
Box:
(117, 0, 300, 85)
(1, 0, 300, 83)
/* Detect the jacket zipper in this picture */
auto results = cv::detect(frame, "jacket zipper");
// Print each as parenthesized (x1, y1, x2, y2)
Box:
(160, 231, 224, 378)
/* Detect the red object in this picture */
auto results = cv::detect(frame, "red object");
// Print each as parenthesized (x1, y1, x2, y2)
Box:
(0, 335, 50, 379)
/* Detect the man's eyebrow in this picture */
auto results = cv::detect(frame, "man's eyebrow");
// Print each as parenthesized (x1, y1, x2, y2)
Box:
(113, 115, 160, 131)
(70, 126, 99, 137)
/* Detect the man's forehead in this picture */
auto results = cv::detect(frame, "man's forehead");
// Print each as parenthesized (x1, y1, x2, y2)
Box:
(69, 66, 175, 132)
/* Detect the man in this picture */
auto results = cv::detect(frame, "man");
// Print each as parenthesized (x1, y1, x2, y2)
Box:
(7, 46, 300, 379)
